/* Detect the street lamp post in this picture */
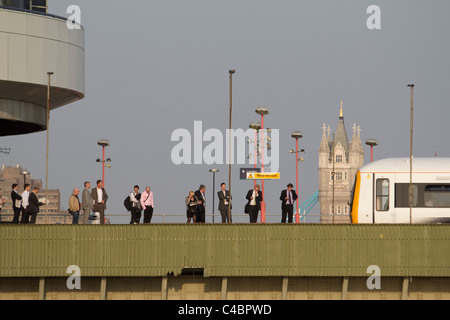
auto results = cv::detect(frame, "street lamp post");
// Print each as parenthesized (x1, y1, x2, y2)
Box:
(45, 71, 53, 224)
(21, 170, 29, 191)
(255, 106, 269, 223)
(228, 70, 235, 224)
(408, 84, 415, 224)
(97, 140, 110, 187)
(209, 169, 219, 223)
(290, 131, 303, 223)
(365, 139, 378, 163)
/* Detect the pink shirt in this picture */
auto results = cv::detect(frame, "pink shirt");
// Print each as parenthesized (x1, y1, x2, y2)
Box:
(140, 191, 154, 208)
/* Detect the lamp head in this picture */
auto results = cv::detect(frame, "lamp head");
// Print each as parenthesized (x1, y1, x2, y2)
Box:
(255, 106, 269, 115)
(249, 122, 261, 130)
(98, 139, 110, 147)
(365, 139, 379, 147)
(291, 131, 303, 139)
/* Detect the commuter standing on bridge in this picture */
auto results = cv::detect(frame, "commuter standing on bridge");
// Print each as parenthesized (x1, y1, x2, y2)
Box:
(140, 186, 154, 224)
(280, 183, 298, 223)
(186, 191, 198, 223)
(81, 181, 92, 224)
(218, 183, 231, 223)
(20, 184, 31, 224)
(195, 184, 206, 223)
(91, 180, 108, 225)
(246, 184, 263, 223)
(129, 185, 142, 224)
(27, 187, 46, 224)
(69, 188, 81, 224)
(11, 184, 22, 224)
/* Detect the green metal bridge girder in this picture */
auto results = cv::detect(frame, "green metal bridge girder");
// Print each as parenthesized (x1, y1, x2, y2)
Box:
(0, 224, 449, 278)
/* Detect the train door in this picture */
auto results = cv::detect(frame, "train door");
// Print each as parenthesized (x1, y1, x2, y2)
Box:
(373, 174, 396, 223)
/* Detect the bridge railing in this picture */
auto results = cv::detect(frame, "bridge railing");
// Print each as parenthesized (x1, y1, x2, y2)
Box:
(0, 212, 322, 224)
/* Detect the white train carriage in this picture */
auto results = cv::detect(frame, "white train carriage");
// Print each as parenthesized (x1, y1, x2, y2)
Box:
(350, 158, 450, 224)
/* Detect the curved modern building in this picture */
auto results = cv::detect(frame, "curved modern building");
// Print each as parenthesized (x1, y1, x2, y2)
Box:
(0, 2, 85, 136)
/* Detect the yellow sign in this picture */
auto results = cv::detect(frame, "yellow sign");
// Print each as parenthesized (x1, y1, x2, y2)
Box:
(247, 172, 280, 180)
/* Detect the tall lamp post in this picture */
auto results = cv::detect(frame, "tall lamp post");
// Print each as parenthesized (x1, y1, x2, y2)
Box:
(255, 106, 269, 223)
(408, 84, 414, 224)
(290, 131, 304, 223)
(209, 169, 219, 223)
(365, 139, 378, 163)
(228, 70, 235, 224)
(97, 140, 111, 187)
(45, 71, 53, 224)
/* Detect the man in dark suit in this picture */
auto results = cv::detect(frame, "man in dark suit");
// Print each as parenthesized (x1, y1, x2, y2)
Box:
(246, 184, 263, 223)
(27, 187, 46, 224)
(280, 183, 298, 223)
(218, 183, 232, 223)
(195, 184, 206, 223)
(11, 184, 22, 224)
(91, 180, 108, 225)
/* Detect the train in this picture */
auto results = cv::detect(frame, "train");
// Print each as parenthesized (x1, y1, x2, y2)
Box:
(350, 157, 450, 224)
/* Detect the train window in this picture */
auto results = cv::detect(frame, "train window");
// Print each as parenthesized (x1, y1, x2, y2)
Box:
(376, 179, 389, 211)
(395, 184, 418, 207)
(424, 185, 450, 207)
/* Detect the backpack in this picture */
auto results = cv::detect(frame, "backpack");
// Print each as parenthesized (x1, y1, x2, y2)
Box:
(124, 196, 132, 212)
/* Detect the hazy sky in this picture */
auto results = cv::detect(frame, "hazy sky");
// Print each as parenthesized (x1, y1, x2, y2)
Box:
(1, 1, 450, 224)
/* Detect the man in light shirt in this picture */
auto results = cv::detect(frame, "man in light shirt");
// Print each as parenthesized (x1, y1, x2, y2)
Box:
(20, 184, 31, 224)
(91, 180, 108, 225)
(140, 186, 154, 224)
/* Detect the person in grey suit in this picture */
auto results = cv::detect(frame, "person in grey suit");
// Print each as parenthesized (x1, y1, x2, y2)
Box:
(91, 180, 108, 225)
(217, 183, 232, 223)
(81, 181, 93, 224)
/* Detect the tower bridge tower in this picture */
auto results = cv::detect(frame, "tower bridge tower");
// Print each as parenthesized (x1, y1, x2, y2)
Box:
(318, 102, 364, 224)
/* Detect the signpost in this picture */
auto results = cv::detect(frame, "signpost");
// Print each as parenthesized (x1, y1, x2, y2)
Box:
(246, 172, 280, 180)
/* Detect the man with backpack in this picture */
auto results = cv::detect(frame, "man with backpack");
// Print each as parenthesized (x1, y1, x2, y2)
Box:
(128, 185, 142, 224)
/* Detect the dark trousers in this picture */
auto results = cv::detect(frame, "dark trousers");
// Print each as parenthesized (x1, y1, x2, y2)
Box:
(12, 208, 22, 224)
(20, 207, 29, 224)
(93, 204, 106, 225)
(281, 204, 294, 223)
(130, 207, 141, 224)
(196, 206, 206, 223)
(249, 205, 259, 223)
(143, 206, 154, 223)
(220, 207, 231, 223)
(29, 212, 38, 224)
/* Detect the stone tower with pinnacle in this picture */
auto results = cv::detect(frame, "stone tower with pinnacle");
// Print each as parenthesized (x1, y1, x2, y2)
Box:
(318, 101, 365, 223)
